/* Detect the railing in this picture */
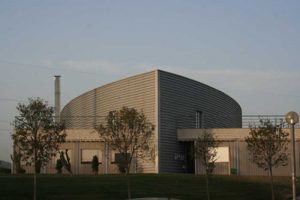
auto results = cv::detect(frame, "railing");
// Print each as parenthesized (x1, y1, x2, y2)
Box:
(242, 115, 300, 128)
(59, 114, 300, 129)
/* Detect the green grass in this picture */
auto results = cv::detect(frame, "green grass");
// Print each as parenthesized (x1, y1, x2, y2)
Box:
(0, 173, 295, 200)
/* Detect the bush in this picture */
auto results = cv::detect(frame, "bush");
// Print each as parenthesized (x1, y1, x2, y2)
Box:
(55, 159, 63, 174)
(0, 167, 11, 174)
(92, 156, 99, 174)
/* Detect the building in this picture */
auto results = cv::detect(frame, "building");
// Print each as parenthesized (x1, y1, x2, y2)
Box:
(30, 69, 241, 174)
(18, 70, 300, 176)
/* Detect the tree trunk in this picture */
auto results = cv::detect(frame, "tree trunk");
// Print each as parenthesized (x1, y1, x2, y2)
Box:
(205, 172, 210, 200)
(126, 169, 131, 200)
(126, 154, 132, 199)
(34, 129, 37, 200)
(35, 161, 41, 174)
(34, 148, 37, 200)
(269, 167, 275, 200)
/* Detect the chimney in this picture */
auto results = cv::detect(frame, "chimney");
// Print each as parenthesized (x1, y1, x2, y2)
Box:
(54, 75, 61, 122)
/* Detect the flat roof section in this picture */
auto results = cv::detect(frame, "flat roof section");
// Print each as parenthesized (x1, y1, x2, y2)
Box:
(177, 128, 300, 141)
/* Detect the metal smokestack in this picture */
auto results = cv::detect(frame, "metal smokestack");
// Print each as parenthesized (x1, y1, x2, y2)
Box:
(54, 75, 61, 122)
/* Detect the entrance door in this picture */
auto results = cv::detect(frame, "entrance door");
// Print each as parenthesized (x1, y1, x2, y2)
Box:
(185, 142, 195, 173)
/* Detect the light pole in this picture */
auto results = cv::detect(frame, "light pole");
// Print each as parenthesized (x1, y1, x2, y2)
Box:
(286, 111, 299, 200)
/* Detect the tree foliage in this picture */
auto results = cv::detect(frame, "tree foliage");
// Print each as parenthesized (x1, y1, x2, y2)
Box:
(194, 130, 219, 200)
(95, 107, 154, 173)
(11, 150, 25, 174)
(195, 130, 219, 176)
(12, 98, 66, 173)
(92, 155, 99, 174)
(245, 119, 289, 200)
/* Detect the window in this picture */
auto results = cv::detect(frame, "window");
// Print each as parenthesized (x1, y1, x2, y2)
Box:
(195, 111, 203, 128)
(111, 151, 130, 164)
(81, 149, 102, 164)
(211, 147, 229, 163)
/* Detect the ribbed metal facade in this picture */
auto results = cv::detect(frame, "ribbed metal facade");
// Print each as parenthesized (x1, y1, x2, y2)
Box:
(60, 70, 242, 174)
(158, 71, 242, 173)
(61, 71, 156, 129)
(61, 71, 157, 173)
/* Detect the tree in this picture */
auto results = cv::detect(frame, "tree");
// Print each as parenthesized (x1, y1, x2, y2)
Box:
(95, 107, 154, 200)
(12, 98, 66, 173)
(245, 120, 289, 200)
(92, 155, 99, 174)
(55, 159, 63, 174)
(194, 130, 219, 200)
(95, 107, 154, 174)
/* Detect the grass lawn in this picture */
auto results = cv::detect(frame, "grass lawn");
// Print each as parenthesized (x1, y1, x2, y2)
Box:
(0, 173, 295, 200)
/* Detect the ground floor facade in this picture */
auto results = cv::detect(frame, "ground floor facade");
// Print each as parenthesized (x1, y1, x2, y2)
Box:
(178, 128, 300, 176)
(18, 128, 300, 176)
(21, 129, 153, 174)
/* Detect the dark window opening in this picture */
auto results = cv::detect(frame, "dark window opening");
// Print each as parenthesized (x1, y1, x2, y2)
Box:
(195, 111, 203, 128)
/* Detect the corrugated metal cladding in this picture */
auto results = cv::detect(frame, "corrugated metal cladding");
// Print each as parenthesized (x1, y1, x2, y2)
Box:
(60, 70, 242, 174)
(158, 70, 242, 173)
(61, 71, 157, 173)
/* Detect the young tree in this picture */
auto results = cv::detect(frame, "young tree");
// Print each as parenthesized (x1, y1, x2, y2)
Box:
(92, 155, 99, 175)
(245, 120, 289, 200)
(194, 130, 219, 200)
(95, 106, 154, 199)
(95, 107, 154, 174)
(12, 98, 66, 173)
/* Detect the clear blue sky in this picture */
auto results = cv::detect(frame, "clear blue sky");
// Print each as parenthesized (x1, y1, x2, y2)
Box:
(1, 0, 300, 162)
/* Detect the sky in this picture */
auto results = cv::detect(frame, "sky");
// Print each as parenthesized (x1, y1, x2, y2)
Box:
(0, 0, 300, 162)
